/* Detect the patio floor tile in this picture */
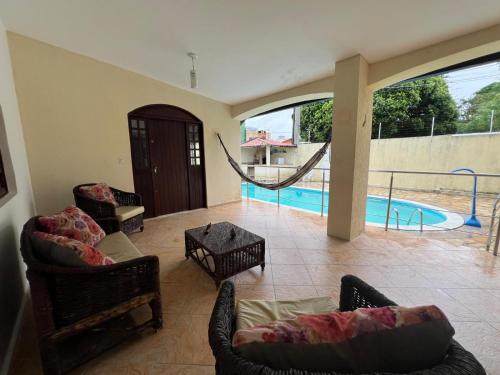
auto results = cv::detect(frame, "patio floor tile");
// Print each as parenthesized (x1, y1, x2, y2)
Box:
(10, 199, 500, 374)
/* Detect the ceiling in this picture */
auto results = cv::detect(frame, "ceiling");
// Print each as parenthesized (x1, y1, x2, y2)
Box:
(1, 0, 500, 105)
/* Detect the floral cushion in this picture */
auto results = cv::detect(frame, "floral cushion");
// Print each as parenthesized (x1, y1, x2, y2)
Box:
(33, 232, 114, 266)
(37, 206, 105, 246)
(79, 183, 119, 207)
(233, 305, 454, 372)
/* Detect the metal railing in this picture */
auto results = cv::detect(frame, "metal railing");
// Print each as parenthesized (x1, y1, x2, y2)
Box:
(486, 194, 500, 256)
(242, 165, 500, 255)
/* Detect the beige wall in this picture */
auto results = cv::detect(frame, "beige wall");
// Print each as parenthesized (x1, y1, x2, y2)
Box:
(0, 22, 35, 375)
(369, 133, 500, 193)
(8, 33, 241, 215)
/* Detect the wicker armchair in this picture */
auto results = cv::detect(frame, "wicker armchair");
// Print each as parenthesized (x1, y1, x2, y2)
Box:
(209, 275, 485, 375)
(73, 183, 144, 234)
(20, 217, 162, 375)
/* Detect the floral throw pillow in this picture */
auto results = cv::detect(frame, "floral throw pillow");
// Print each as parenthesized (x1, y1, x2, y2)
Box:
(233, 305, 454, 373)
(37, 206, 105, 246)
(33, 232, 114, 266)
(79, 183, 119, 207)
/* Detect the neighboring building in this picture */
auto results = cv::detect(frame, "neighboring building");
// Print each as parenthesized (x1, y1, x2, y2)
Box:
(245, 128, 270, 141)
(240, 138, 296, 165)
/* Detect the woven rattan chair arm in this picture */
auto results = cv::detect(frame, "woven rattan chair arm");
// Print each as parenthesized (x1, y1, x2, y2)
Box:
(110, 187, 142, 206)
(32, 256, 161, 328)
(73, 187, 116, 218)
(339, 274, 396, 311)
(209, 281, 235, 354)
(95, 217, 121, 234)
(28, 255, 158, 275)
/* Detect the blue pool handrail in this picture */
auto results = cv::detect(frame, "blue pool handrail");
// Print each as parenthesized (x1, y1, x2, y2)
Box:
(450, 167, 481, 228)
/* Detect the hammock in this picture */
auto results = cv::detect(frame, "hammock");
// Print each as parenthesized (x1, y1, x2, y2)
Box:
(217, 133, 330, 190)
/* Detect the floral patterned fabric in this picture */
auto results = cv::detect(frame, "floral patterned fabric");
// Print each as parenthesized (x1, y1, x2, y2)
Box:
(37, 206, 105, 246)
(33, 231, 114, 266)
(233, 305, 447, 347)
(79, 183, 119, 207)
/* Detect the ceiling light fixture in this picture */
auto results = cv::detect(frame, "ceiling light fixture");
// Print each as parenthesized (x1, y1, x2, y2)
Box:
(188, 52, 198, 89)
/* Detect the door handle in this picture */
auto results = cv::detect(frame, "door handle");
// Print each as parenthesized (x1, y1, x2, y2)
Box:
(153, 166, 158, 175)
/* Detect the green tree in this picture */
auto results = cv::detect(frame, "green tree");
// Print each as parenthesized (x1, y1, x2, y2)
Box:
(299, 76, 458, 141)
(457, 82, 500, 133)
(373, 76, 458, 138)
(300, 100, 333, 142)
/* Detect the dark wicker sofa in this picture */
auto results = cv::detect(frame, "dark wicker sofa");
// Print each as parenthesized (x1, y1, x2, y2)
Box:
(73, 183, 144, 234)
(209, 275, 485, 375)
(20, 217, 162, 374)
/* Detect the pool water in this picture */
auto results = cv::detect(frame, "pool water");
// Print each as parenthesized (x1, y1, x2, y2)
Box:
(242, 183, 448, 226)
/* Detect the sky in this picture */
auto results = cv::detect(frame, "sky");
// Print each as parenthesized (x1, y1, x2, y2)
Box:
(244, 62, 500, 140)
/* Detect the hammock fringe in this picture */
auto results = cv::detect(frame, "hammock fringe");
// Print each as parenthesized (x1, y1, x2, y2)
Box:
(217, 133, 330, 191)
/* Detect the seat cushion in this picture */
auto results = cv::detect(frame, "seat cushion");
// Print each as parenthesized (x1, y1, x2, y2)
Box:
(33, 232, 114, 266)
(96, 231, 143, 262)
(79, 183, 119, 207)
(37, 205, 105, 246)
(233, 305, 455, 373)
(115, 205, 145, 222)
(236, 296, 337, 331)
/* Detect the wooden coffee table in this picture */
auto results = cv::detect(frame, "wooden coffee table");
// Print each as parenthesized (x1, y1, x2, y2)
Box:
(184, 222, 265, 288)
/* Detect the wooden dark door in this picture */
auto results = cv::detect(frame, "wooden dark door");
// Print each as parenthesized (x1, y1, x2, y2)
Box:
(128, 105, 206, 218)
(149, 118, 190, 215)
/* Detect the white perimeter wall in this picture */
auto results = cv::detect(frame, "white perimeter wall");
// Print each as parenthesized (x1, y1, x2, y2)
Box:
(242, 134, 500, 193)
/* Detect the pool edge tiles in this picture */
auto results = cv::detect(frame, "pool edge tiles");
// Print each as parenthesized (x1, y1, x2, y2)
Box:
(241, 184, 464, 231)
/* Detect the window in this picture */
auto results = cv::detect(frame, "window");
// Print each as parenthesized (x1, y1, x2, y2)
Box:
(188, 124, 201, 166)
(130, 118, 149, 169)
(0, 148, 7, 199)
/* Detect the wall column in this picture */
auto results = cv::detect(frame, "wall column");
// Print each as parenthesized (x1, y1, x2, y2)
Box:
(266, 145, 271, 166)
(327, 55, 373, 240)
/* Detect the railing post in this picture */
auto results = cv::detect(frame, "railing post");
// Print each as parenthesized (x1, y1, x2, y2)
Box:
(490, 109, 495, 133)
(486, 201, 498, 252)
(494, 217, 500, 256)
(321, 170, 325, 217)
(277, 168, 280, 208)
(246, 180, 249, 200)
(384, 172, 394, 231)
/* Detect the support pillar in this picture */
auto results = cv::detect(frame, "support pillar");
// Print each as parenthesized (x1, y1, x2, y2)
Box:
(266, 145, 271, 166)
(327, 55, 373, 240)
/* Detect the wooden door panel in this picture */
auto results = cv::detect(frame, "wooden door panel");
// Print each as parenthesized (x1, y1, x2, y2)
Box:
(149, 119, 190, 215)
(129, 105, 206, 218)
(128, 117, 155, 218)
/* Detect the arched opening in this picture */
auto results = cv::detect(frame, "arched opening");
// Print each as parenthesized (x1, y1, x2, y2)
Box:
(128, 104, 206, 218)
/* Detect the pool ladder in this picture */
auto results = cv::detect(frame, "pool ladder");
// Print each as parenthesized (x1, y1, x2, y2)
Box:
(392, 208, 400, 230)
(407, 208, 424, 232)
(392, 208, 423, 231)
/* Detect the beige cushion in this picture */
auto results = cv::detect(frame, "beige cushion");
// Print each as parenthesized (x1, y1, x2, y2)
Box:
(115, 205, 145, 222)
(236, 296, 337, 331)
(96, 231, 143, 262)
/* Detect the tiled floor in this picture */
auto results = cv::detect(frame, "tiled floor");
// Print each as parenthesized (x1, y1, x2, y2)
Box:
(10, 199, 500, 374)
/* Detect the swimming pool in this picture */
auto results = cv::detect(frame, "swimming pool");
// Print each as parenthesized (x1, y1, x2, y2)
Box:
(242, 183, 464, 230)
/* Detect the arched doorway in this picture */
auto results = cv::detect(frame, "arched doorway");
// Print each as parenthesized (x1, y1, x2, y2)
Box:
(128, 104, 206, 218)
